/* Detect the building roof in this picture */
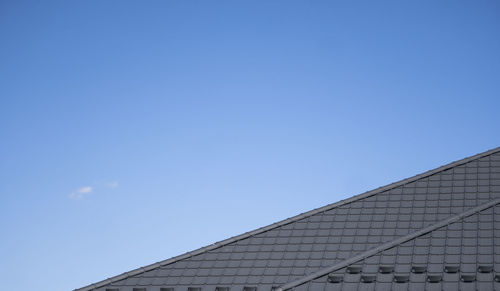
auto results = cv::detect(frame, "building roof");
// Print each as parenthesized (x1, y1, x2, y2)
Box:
(76, 147, 500, 291)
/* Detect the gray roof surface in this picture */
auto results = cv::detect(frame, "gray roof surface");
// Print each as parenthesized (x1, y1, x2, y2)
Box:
(76, 147, 500, 291)
(288, 201, 500, 291)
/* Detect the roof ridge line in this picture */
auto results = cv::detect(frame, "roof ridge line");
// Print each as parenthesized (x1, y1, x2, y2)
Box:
(277, 197, 500, 290)
(75, 146, 500, 291)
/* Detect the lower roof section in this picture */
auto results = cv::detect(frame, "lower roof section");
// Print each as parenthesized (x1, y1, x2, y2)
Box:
(284, 199, 500, 291)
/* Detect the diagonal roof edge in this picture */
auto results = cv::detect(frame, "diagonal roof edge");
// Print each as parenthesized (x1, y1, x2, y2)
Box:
(277, 197, 500, 290)
(75, 146, 500, 291)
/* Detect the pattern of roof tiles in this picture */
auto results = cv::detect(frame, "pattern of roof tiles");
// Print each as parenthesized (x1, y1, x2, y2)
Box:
(76, 147, 500, 291)
(288, 202, 500, 291)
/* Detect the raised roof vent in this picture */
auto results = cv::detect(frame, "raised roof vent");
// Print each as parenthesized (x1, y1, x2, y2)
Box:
(478, 265, 493, 273)
(160, 288, 174, 291)
(243, 287, 257, 291)
(327, 274, 343, 283)
(360, 275, 376, 283)
(411, 266, 426, 273)
(187, 288, 201, 291)
(379, 266, 394, 274)
(427, 275, 442, 283)
(444, 265, 459, 273)
(347, 266, 362, 274)
(215, 288, 230, 291)
(461, 274, 476, 282)
(394, 275, 409, 283)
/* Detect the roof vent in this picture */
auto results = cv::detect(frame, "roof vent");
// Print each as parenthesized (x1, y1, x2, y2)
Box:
(360, 275, 376, 283)
(411, 266, 426, 274)
(243, 287, 257, 291)
(478, 265, 493, 273)
(346, 266, 362, 274)
(133, 289, 147, 291)
(188, 288, 201, 291)
(379, 266, 394, 274)
(427, 275, 442, 283)
(327, 274, 343, 283)
(215, 288, 230, 291)
(461, 274, 475, 282)
(394, 275, 409, 283)
(495, 275, 500, 282)
(444, 265, 459, 273)
(160, 289, 174, 291)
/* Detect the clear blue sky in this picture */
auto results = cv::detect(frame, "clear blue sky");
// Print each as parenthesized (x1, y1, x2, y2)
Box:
(1, 1, 499, 290)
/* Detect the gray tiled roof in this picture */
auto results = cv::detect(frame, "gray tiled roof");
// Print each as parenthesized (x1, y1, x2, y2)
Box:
(286, 201, 500, 291)
(76, 147, 500, 291)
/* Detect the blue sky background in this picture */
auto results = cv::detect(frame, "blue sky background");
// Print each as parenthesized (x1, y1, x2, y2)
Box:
(1, 1, 499, 290)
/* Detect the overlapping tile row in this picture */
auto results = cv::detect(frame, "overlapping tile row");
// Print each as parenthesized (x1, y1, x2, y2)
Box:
(292, 204, 500, 291)
(89, 151, 500, 291)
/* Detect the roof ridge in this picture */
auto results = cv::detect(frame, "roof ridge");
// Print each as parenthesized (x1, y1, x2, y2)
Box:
(75, 146, 500, 291)
(277, 197, 500, 290)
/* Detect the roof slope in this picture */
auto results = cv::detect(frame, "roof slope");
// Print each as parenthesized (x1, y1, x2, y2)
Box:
(76, 147, 500, 291)
(283, 199, 500, 291)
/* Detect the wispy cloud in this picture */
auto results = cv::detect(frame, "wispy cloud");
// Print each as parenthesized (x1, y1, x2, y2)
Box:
(78, 186, 93, 193)
(68, 181, 118, 200)
(106, 181, 119, 189)
(69, 186, 93, 200)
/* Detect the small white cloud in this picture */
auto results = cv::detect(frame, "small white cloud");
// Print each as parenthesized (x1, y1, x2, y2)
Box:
(78, 186, 93, 193)
(69, 186, 93, 200)
(106, 181, 118, 189)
